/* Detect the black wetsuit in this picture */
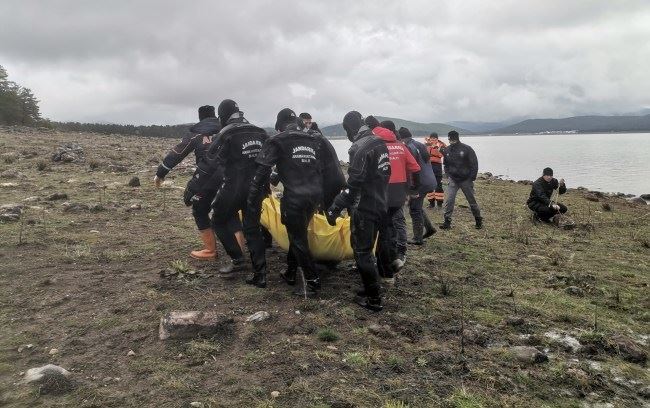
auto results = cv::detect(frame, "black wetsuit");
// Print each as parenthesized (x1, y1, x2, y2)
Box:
(309, 128, 345, 210)
(194, 113, 268, 268)
(527, 177, 567, 221)
(329, 128, 391, 299)
(157, 117, 221, 230)
(249, 124, 326, 282)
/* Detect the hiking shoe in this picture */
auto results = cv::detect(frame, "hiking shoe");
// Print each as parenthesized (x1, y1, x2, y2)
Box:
(439, 221, 452, 230)
(279, 270, 296, 286)
(407, 239, 423, 245)
(245, 273, 267, 288)
(475, 217, 483, 230)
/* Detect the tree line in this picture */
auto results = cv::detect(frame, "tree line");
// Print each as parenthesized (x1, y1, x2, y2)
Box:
(0, 65, 42, 126)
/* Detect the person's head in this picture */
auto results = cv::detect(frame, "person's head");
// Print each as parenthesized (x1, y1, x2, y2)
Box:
(198, 105, 215, 121)
(448, 130, 459, 144)
(430, 132, 438, 140)
(275, 108, 298, 132)
(342, 111, 363, 141)
(364, 115, 380, 129)
(542, 167, 553, 182)
(299, 112, 312, 129)
(397, 127, 412, 140)
(217, 99, 239, 127)
(380, 120, 396, 134)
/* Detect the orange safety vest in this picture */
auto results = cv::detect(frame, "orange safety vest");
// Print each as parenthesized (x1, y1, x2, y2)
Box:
(425, 138, 446, 164)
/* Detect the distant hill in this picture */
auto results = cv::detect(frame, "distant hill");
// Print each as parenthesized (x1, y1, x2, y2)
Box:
(320, 116, 467, 137)
(493, 114, 650, 134)
(448, 119, 523, 133)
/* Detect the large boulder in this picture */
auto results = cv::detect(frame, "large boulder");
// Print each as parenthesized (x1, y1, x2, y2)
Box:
(159, 311, 234, 340)
(52, 143, 84, 163)
(23, 364, 75, 395)
(507, 346, 548, 364)
(0, 203, 24, 222)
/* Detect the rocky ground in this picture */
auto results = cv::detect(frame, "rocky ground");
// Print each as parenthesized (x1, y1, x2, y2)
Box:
(0, 127, 648, 408)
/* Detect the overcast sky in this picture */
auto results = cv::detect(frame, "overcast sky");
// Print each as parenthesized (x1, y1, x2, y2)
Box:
(1, 1, 649, 127)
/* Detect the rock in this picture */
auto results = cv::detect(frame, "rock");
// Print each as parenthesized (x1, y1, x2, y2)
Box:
(508, 346, 548, 364)
(23, 196, 40, 203)
(638, 385, 650, 399)
(246, 311, 270, 322)
(24, 364, 75, 395)
(190, 403, 204, 408)
(0, 203, 23, 221)
(127, 350, 136, 357)
(17, 344, 34, 353)
(127, 176, 141, 187)
(601, 202, 612, 211)
(129, 203, 142, 210)
(641, 193, 650, 200)
(584, 194, 600, 202)
(545, 331, 582, 353)
(565, 286, 585, 297)
(0, 170, 25, 179)
(62, 202, 89, 213)
(271, 391, 280, 398)
(49, 348, 59, 355)
(505, 317, 525, 326)
(109, 164, 128, 173)
(159, 311, 234, 340)
(0, 182, 19, 188)
(527, 254, 547, 261)
(52, 143, 84, 163)
(463, 325, 490, 347)
(611, 335, 647, 364)
(46, 192, 68, 201)
(367, 323, 396, 338)
(628, 197, 647, 205)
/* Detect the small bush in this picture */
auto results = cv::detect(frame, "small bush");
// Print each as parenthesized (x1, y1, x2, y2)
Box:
(88, 159, 100, 170)
(383, 400, 409, 408)
(36, 160, 48, 171)
(170, 259, 191, 274)
(343, 352, 367, 367)
(317, 328, 340, 342)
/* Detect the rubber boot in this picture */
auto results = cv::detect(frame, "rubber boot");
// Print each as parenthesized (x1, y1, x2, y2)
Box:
(475, 217, 483, 230)
(190, 229, 217, 260)
(235, 230, 245, 252)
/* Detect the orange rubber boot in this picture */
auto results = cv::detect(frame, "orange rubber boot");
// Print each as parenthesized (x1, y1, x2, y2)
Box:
(235, 230, 245, 252)
(190, 229, 217, 260)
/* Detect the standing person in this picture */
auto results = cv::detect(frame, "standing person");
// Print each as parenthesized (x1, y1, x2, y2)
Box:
(397, 127, 437, 245)
(527, 167, 568, 223)
(246, 108, 326, 293)
(154, 105, 243, 260)
(191, 99, 269, 275)
(326, 111, 391, 311)
(425, 132, 446, 208)
(440, 131, 482, 230)
(375, 120, 420, 275)
(299, 112, 321, 133)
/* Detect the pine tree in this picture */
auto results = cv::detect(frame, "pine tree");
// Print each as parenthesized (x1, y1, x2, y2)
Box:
(0, 65, 42, 125)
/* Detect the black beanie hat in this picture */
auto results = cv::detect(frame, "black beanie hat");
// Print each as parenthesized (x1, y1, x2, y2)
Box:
(198, 105, 215, 121)
(217, 99, 239, 127)
(429, 132, 439, 139)
(398, 127, 412, 140)
(299, 112, 312, 120)
(364, 115, 380, 129)
(380, 120, 396, 133)
(543, 167, 553, 176)
(343, 111, 363, 140)
(448, 130, 459, 141)
(275, 108, 297, 131)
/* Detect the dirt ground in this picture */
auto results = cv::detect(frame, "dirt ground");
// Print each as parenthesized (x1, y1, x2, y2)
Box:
(0, 127, 648, 408)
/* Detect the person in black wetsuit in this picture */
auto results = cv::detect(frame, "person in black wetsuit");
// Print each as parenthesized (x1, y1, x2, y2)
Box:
(154, 105, 243, 260)
(326, 111, 392, 311)
(527, 167, 568, 222)
(190, 99, 268, 276)
(246, 108, 329, 293)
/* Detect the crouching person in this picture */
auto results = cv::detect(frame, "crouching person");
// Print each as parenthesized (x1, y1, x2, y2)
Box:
(527, 167, 567, 223)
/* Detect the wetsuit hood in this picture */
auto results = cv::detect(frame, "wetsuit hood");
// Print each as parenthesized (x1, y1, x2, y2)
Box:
(343, 111, 363, 142)
(189, 117, 222, 135)
(373, 126, 397, 142)
(218, 99, 240, 127)
(275, 108, 298, 131)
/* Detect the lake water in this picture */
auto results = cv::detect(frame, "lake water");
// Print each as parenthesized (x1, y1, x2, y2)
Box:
(329, 133, 650, 196)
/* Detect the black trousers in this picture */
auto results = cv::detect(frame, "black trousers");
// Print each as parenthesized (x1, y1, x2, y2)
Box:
(350, 210, 383, 298)
(282, 198, 318, 281)
(429, 163, 444, 204)
(408, 194, 434, 241)
(529, 202, 568, 222)
(191, 189, 216, 230)
(376, 206, 399, 279)
(212, 184, 266, 273)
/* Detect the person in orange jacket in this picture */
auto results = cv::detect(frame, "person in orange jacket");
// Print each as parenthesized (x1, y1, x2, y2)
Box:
(424, 132, 446, 208)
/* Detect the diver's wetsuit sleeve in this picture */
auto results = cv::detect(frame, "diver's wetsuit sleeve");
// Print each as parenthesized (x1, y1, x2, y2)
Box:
(189, 134, 228, 193)
(156, 133, 200, 178)
(468, 146, 479, 181)
(248, 139, 280, 207)
(331, 145, 369, 210)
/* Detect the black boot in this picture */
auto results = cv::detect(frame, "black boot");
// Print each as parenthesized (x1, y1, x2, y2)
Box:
(245, 272, 267, 288)
(279, 268, 296, 286)
(407, 239, 423, 245)
(439, 218, 452, 230)
(423, 228, 436, 239)
(293, 278, 320, 297)
(356, 296, 383, 312)
(475, 217, 483, 230)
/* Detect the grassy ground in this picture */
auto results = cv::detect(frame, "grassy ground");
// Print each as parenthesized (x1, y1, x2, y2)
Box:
(0, 128, 648, 408)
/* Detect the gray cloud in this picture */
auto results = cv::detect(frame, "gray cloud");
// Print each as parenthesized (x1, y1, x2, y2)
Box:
(1, 0, 649, 126)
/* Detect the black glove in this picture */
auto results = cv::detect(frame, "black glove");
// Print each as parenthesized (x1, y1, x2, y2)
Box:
(325, 205, 341, 226)
(183, 179, 203, 206)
